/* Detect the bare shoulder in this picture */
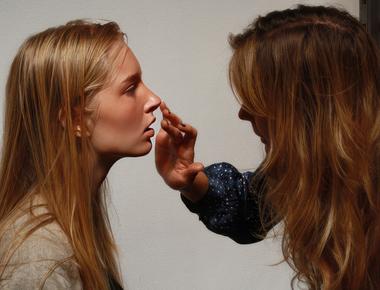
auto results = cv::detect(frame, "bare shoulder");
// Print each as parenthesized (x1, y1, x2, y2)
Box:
(0, 196, 83, 289)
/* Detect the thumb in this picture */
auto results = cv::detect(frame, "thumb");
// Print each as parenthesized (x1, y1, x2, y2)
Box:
(183, 162, 204, 181)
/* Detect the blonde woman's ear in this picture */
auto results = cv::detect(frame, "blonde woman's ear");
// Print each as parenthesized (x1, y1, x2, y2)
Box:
(84, 118, 94, 137)
(59, 106, 93, 137)
(58, 108, 86, 137)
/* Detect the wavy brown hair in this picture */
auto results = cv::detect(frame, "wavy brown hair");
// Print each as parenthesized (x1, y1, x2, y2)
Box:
(229, 5, 380, 290)
(0, 20, 125, 289)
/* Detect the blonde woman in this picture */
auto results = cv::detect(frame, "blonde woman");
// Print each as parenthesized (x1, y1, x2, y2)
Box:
(156, 5, 380, 290)
(0, 20, 161, 289)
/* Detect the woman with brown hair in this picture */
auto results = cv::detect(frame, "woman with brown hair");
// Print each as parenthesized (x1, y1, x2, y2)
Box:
(0, 20, 161, 289)
(156, 4, 380, 290)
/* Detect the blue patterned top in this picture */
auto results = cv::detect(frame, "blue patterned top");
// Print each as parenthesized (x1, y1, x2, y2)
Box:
(181, 162, 273, 244)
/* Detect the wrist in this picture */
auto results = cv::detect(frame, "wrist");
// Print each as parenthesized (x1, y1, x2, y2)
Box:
(181, 171, 209, 203)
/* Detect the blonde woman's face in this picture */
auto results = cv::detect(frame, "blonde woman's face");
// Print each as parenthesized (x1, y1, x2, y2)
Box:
(88, 42, 161, 159)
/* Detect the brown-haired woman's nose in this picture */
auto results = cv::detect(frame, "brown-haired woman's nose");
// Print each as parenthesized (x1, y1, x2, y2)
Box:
(238, 107, 252, 121)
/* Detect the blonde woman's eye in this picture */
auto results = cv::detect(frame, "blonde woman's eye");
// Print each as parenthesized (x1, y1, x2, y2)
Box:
(125, 84, 137, 94)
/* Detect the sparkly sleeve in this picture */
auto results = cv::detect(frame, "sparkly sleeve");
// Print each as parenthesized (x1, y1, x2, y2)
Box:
(181, 162, 270, 244)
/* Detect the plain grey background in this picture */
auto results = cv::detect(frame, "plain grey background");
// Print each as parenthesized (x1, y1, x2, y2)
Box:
(0, 1, 358, 289)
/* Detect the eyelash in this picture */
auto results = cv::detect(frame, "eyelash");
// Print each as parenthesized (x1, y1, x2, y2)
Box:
(124, 83, 137, 94)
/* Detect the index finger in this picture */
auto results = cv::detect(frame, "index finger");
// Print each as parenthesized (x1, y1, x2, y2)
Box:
(160, 101, 169, 113)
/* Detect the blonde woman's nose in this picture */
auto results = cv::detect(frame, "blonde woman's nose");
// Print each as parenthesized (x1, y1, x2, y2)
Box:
(144, 94, 161, 113)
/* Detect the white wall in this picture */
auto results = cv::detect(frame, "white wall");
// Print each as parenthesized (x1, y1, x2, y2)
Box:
(0, 1, 358, 289)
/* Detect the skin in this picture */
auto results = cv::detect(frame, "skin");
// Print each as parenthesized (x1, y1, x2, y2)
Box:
(82, 41, 161, 192)
(155, 103, 269, 202)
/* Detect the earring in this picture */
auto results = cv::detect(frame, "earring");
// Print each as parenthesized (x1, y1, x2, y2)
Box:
(75, 125, 81, 137)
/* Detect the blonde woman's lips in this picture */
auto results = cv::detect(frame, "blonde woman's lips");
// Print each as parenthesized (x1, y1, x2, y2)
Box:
(143, 117, 156, 134)
(144, 128, 155, 137)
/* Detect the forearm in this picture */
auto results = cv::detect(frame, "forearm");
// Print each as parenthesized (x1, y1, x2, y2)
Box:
(180, 171, 209, 203)
(180, 162, 272, 244)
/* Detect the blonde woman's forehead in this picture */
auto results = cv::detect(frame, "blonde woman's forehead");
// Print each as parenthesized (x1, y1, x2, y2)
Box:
(114, 46, 141, 80)
(101, 43, 142, 92)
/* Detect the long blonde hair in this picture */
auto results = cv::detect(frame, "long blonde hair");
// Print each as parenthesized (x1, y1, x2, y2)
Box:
(229, 5, 380, 290)
(0, 20, 125, 289)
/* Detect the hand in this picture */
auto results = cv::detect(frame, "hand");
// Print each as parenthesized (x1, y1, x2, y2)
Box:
(155, 102, 204, 191)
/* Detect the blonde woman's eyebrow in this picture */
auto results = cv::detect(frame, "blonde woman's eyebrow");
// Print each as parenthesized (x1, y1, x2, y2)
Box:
(120, 72, 142, 86)
(121, 70, 142, 83)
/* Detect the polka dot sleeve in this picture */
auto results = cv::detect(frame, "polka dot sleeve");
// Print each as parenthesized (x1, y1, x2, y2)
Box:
(181, 162, 272, 244)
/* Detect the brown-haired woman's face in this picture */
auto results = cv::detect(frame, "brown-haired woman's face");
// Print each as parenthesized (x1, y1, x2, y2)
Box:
(88, 42, 161, 159)
(238, 107, 269, 152)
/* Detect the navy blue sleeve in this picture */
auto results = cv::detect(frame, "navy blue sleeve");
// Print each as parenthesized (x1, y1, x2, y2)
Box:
(181, 162, 271, 244)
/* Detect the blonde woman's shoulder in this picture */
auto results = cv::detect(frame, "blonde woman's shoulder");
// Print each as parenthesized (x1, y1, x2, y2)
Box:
(0, 195, 83, 290)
